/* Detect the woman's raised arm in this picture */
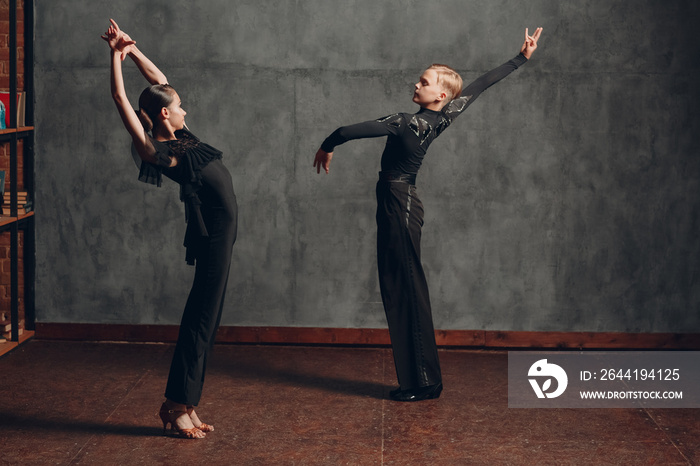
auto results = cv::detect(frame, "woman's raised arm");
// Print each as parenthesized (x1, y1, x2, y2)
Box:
(128, 46, 168, 85)
(125, 39, 168, 85)
(102, 20, 159, 164)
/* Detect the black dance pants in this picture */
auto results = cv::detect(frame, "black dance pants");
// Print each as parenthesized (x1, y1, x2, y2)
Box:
(165, 160, 238, 406)
(376, 180, 442, 390)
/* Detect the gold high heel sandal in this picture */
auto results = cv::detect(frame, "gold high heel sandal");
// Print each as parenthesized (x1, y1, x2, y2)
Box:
(158, 403, 206, 439)
(187, 406, 214, 433)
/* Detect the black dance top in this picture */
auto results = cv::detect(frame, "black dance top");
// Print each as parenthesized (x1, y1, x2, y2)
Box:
(321, 53, 528, 175)
(136, 128, 223, 264)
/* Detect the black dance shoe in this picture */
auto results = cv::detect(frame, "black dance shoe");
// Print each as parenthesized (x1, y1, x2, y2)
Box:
(389, 383, 443, 402)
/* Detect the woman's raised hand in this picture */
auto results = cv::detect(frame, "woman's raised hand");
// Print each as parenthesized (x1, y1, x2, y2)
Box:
(520, 27, 542, 60)
(101, 19, 136, 60)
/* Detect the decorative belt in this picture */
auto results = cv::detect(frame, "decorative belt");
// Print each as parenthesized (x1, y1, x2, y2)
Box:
(378, 171, 416, 185)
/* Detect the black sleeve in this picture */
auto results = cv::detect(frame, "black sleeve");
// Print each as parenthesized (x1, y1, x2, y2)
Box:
(134, 136, 173, 187)
(442, 53, 528, 121)
(320, 114, 405, 152)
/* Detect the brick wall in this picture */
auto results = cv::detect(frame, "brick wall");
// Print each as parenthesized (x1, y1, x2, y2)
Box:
(1, 0, 26, 191)
(0, 0, 25, 90)
(0, 138, 24, 190)
(0, 0, 27, 338)
(0, 230, 24, 326)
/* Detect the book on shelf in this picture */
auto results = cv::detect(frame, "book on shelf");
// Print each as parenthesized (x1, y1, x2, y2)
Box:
(3, 190, 29, 202)
(1, 320, 23, 340)
(1, 190, 32, 216)
(1, 203, 32, 216)
(0, 91, 26, 129)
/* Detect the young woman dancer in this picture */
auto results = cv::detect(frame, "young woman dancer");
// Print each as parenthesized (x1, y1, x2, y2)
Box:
(103, 19, 238, 437)
(314, 28, 542, 401)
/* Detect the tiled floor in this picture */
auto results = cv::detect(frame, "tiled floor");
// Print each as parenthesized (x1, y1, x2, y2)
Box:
(0, 340, 697, 465)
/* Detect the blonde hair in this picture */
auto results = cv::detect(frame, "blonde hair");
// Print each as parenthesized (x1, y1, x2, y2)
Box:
(427, 64, 463, 102)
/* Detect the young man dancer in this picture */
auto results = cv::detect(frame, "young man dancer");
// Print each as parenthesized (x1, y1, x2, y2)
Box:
(314, 28, 542, 401)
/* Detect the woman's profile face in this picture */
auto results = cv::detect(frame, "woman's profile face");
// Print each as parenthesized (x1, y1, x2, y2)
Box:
(165, 91, 187, 130)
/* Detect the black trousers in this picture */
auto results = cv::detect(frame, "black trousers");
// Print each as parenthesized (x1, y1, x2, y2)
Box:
(165, 160, 238, 406)
(376, 179, 442, 390)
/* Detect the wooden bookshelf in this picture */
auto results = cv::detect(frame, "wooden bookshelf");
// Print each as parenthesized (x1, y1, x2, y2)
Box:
(0, 210, 33, 227)
(0, 127, 35, 135)
(0, 330, 33, 357)
(0, 0, 35, 355)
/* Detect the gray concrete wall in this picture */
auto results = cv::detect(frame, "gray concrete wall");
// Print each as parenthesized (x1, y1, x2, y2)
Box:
(34, 0, 700, 332)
